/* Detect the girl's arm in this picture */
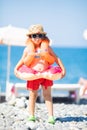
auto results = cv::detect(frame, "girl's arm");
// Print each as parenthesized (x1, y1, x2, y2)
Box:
(23, 42, 35, 66)
(49, 47, 66, 78)
(14, 49, 27, 72)
(14, 49, 26, 76)
(14, 43, 35, 75)
(40, 40, 55, 64)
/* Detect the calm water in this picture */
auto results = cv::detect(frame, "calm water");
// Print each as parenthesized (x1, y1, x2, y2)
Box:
(0, 45, 87, 92)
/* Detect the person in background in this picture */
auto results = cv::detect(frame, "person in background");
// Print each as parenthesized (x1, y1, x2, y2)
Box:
(14, 24, 66, 124)
(79, 77, 87, 96)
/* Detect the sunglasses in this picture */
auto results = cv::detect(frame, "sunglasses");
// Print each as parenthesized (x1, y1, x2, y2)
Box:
(29, 34, 45, 39)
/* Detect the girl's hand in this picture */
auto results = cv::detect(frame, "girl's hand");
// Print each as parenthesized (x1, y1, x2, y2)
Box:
(14, 68, 18, 77)
(61, 69, 66, 78)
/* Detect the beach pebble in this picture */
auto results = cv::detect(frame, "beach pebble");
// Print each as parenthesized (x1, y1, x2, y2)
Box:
(15, 98, 26, 108)
(0, 98, 87, 130)
(26, 121, 38, 129)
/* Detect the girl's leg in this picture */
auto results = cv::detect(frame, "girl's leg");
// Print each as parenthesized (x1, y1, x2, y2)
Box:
(42, 86, 55, 124)
(28, 90, 38, 116)
(42, 86, 53, 116)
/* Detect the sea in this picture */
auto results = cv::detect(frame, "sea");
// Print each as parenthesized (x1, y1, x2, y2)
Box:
(0, 45, 87, 93)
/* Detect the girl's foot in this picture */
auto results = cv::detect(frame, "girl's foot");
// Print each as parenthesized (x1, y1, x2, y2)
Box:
(48, 116, 55, 124)
(27, 116, 37, 129)
(28, 115, 36, 122)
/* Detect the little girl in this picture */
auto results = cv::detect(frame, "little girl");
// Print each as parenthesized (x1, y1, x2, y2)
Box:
(14, 24, 66, 124)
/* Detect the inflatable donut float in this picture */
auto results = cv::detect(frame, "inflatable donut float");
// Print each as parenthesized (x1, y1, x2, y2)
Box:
(15, 65, 62, 81)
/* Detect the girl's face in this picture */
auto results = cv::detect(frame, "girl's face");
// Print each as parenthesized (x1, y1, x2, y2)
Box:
(29, 34, 45, 46)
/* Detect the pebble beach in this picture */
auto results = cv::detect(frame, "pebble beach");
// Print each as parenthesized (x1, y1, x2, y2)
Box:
(0, 97, 87, 130)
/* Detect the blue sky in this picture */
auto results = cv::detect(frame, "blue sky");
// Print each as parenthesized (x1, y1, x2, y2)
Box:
(0, 0, 87, 47)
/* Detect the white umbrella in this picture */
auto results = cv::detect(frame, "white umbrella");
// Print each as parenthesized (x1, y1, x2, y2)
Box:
(0, 25, 28, 87)
(0, 25, 28, 46)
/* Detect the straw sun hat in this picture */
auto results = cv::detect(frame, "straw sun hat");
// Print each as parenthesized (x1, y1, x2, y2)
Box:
(26, 24, 47, 36)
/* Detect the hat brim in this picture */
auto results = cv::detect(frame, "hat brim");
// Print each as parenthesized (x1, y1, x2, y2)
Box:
(26, 32, 47, 36)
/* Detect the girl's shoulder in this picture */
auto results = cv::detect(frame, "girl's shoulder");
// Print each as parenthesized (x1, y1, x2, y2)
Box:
(23, 47, 29, 53)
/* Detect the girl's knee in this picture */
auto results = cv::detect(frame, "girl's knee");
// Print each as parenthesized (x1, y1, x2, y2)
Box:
(43, 91, 51, 100)
(29, 91, 38, 99)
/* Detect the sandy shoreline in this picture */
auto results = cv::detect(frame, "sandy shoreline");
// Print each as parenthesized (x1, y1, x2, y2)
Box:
(0, 97, 87, 130)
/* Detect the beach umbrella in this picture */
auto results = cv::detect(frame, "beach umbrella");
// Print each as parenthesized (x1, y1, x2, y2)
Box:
(0, 25, 28, 46)
(0, 25, 28, 87)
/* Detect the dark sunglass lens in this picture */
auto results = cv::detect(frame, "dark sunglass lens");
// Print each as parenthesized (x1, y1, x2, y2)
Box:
(38, 34, 43, 38)
(30, 34, 45, 38)
(32, 34, 37, 38)
(39, 34, 45, 38)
